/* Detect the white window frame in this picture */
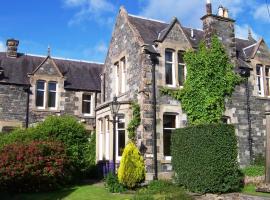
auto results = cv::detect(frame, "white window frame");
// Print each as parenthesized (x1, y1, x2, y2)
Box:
(98, 119, 104, 161)
(47, 81, 57, 110)
(105, 117, 110, 160)
(121, 58, 126, 94)
(256, 64, 264, 97)
(165, 50, 176, 87)
(163, 114, 179, 161)
(177, 51, 186, 87)
(266, 66, 270, 97)
(115, 63, 120, 96)
(82, 93, 94, 116)
(36, 80, 46, 109)
(116, 115, 125, 161)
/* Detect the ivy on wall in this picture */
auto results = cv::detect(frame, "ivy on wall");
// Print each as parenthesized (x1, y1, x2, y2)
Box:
(161, 36, 241, 125)
(127, 102, 141, 141)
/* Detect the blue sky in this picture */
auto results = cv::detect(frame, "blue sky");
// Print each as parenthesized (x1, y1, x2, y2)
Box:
(0, 0, 269, 63)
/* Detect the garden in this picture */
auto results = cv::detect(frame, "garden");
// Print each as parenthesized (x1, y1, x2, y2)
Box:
(1, 36, 269, 199)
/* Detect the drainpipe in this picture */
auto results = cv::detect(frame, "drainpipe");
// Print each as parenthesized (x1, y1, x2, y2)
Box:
(23, 85, 31, 129)
(239, 66, 253, 163)
(142, 44, 160, 180)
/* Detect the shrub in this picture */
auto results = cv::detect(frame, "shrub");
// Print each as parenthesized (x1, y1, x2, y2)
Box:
(172, 124, 243, 193)
(35, 115, 95, 174)
(0, 141, 73, 192)
(0, 127, 46, 150)
(242, 165, 265, 177)
(134, 180, 192, 200)
(118, 142, 145, 189)
(104, 172, 125, 193)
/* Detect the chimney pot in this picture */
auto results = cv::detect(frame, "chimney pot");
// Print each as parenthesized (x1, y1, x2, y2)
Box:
(218, 5, 224, 17)
(6, 39, 19, 58)
(206, 0, 212, 15)
(223, 8, 229, 18)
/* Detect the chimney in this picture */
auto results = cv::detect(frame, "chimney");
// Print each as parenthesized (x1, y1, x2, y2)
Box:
(6, 39, 19, 58)
(206, 0, 212, 15)
(201, 4, 236, 60)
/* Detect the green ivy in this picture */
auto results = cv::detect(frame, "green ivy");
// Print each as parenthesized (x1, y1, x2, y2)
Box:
(127, 102, 141, 141)
(160, 36, 241, 125)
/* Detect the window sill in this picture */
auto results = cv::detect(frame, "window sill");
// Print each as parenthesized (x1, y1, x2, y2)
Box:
(164, 85, 184, 90)
(32, 108, 61, 113)
(81, 114, 95, 118)
(160, 159, 172, 164)
(255, 96, 270, 100)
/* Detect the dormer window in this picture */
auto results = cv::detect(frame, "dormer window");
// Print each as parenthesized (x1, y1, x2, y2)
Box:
(35, 80, 58, 109)
(36, 80, 45, 108)
(255, 64, 270, 97)
(48, 82, 57, 108)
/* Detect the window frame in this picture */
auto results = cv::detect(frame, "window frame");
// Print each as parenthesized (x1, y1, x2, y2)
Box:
(36, 80, 46, 109)
(116, 114, 125, 161)
(82, 93, 94, 116)
(177, 51, 186, 87)
(47, 81, 57, 110)
(165, 49, 175, 87)
(120, 57, 126, 94)
(163, 113, 179, 161)
(256, 64, 264, 97)
(265, 66, 270, 97)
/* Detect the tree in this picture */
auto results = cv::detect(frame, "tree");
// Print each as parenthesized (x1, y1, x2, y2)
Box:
(161, 36, 241, 125)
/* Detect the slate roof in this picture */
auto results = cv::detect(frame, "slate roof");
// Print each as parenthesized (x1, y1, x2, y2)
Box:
(0, 52, 103, 91)
(128, 14, 258, 62)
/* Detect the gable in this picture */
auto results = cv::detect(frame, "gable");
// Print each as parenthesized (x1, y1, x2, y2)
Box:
(32, 57, 63, 77)
(162, 22, 192, 49)
(253, 40, 270, 63)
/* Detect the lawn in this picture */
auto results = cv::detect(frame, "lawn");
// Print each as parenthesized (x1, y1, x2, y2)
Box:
(242, 184, 270, 198)
(1, 184, 133, 200)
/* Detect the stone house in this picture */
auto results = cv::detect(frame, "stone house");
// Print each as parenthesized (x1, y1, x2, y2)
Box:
(96, 2, 270, 180)
(0, 39, 102, 132)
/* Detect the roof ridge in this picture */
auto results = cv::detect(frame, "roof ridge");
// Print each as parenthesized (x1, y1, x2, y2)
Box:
(25, 53, 104, 65)
(128, 14, 168, 24)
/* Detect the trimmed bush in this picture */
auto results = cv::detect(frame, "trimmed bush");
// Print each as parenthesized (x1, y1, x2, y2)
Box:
(34, 115, 95, 175)
(0, 141, 73, 192)
(118, 142, 145, 188)
(172, 124, 243, 193)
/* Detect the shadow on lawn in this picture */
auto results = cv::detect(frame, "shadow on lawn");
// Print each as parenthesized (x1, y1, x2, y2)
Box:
(1, 187, 76, 200)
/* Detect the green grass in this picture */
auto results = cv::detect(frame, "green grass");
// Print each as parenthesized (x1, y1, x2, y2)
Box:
(0, 184, 133, 200)
(242, 184, 270, 198)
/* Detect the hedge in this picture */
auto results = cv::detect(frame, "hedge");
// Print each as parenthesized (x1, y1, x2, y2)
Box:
(172, 124, 243, 193)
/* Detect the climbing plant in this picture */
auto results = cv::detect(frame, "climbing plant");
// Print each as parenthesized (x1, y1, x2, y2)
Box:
(161, 36, 241, 125)
(127, 102, 141, 141)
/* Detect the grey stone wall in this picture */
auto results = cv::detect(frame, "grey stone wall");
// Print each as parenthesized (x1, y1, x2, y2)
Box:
(0, 84, 27, 125)
(103, 10, 142, 102)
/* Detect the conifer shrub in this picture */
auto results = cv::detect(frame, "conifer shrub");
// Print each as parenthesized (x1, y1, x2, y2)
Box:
(118, 142, 145, 188)
(0, 141, 73, 192)
(172, 124, 243, 193)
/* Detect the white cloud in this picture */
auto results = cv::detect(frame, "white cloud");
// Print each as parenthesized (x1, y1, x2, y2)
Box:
(139, 0, 248, 28)
(253, 4, 270, 23)
(0, 41, 5, 52)
(63, 0, 115, 26)
(83, 41, 108, 58)
(235, 24, 259, 40)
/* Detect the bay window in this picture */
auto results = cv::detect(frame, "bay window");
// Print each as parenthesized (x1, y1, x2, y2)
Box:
(116, 115, 125, 159)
